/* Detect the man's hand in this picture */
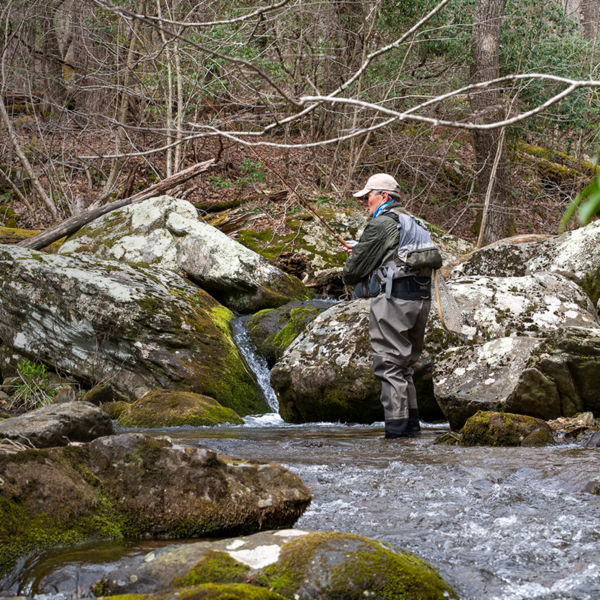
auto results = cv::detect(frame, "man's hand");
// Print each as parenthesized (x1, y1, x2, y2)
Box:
(343, 240, 358, 255)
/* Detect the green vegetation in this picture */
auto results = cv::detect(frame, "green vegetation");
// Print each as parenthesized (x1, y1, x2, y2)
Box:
(8, 359, 56, 411)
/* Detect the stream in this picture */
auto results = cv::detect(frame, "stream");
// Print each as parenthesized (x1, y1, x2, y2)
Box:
(3, 320, 600, 600)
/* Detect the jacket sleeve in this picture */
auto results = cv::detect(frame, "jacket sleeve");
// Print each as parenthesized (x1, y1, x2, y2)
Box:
(342, 217, 398, 285)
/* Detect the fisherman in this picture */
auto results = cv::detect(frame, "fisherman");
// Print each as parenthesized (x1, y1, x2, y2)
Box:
(342, 173, 436, 439)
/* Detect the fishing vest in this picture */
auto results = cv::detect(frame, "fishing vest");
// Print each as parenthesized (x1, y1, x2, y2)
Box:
(360, 208, 442, 299)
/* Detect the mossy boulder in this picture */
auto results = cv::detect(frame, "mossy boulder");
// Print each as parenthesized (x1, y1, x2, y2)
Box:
(89, 529, 455, 600)
(0, 434, 311, 579)
(117, 390, 243, 427)
(258, 531, 457, 600)
(461, 410, 555, 446)
(100, 583, 286, 600)
(433, 327, 600, 430)
(247, 300, 332, 366)
(0, 244, 265, 416)
(100, 400, 129, 420)
(270, 299, 441, 424)
(57, 195, 311, 313)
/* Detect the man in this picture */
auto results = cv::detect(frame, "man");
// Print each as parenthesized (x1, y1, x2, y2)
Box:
(342, 173, 434, 439)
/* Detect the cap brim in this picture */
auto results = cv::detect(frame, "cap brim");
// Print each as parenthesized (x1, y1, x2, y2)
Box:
(353, 187, 370, 198)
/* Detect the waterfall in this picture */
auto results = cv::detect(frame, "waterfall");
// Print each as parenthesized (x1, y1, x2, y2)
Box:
(230, 317, 282, 423)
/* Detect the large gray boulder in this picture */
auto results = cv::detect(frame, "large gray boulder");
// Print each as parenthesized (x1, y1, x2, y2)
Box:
(270, 300, 440, 423)
(434, 327, 600, 430)
(58, 195, 311, 313)
(88, 529, 457, 600)
(452, 222, 600, 305)
(0, 433, 311, 579)
(0, 401, 112, 448)
(0, 245, 265, 415)
(441, 272, 599, 341)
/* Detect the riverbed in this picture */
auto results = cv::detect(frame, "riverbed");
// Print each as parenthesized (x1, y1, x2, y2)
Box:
(8, 417, 600, 600)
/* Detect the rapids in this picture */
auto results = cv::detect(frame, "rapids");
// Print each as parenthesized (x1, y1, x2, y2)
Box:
(3, 319, 599, 600)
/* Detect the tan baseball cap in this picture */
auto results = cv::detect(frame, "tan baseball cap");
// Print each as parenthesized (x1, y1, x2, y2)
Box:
(353, 173, 400, 198)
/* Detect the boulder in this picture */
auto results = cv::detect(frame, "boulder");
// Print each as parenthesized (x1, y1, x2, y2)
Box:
(0, 401, 112, 447)
(433, 327, 600, 430)
(461, 410, 555, 446)
(117, 390, 243, 427)
(247, 300, 333, 366)
(452, 222, 600, 305)
(270, 300, 441, 424)
(270, 300, 382, 424)
(57, 195, 311, 313)
(0, 245, 265, 415)
(89, 530, 457, 600)
(0, 433, 311, 579)
(527, 220, 600, 305)
(440, 272, 599, 341)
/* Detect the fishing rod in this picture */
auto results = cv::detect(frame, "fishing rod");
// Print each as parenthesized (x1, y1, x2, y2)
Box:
(205, 100, 351, 250)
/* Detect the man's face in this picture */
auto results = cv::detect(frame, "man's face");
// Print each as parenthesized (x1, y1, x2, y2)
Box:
(366, 190, 386, 217)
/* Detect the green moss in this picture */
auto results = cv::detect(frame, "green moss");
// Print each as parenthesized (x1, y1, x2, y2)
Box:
(172, 550, 250, 587)
(117, 390, 243, 427)
(103, 583, 286, 600)
(461, 410, 554, 446)
(259, 532, 457, 600)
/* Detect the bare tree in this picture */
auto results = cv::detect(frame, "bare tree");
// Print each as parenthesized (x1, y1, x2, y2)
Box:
(469, 0, 512, 246)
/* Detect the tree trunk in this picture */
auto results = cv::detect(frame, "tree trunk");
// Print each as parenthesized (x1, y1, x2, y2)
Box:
(470, 0, 513, 246)
(580, 0, 600, 41)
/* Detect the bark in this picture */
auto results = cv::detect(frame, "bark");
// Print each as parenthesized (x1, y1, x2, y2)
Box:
(16, 159, 215, 250)
(470, 0, 513, 246)
(580, 0, 600, 41)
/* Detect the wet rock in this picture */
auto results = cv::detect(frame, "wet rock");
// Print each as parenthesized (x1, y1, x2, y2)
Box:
(461, 411, 554, 446)
(89, 530, 457, 600)
(0, 401, 112, 448)
(270, 300, 382, 424)
(271, 299, 441, 424)
(247, 300, 332, 366)
(58, 195, 311, 313)
(0, 245, 265, 415)
(0, 434, 311, 579)
(582, 480, 600, 494)
(433, 327, 600, 430)
(117, 390, 243, 427)
(260, 531, 458, 600)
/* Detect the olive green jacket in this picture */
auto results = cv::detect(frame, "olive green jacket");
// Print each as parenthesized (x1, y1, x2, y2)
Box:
(342, 202, 401, 286)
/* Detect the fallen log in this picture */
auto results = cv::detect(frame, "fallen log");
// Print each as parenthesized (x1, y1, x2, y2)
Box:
(17, 159, 215, 250)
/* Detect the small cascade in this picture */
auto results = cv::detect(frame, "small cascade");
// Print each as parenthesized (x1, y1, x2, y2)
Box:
(230, 316, 279, 414)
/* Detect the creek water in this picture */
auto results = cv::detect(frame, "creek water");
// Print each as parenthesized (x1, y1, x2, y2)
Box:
(4, 321, 600, 600)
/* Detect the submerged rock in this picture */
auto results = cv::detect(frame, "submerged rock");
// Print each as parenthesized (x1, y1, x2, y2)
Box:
(0, 401, 112, 448)
(0, 433, 311, 579)
(58, 195, 311, 313)
(434, 327, 600, 430)
(90, 529, 457, 600)
(117, 390, 243, 427)
(461, 410, 554, 446)
(0, 245, 265, 415)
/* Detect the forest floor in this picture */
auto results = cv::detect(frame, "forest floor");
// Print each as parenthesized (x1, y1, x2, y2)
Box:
(1, 113, 593, 247)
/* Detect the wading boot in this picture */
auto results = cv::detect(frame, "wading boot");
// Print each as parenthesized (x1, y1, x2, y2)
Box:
(408, 408, 421, 435)
(384, 419, 410, 439)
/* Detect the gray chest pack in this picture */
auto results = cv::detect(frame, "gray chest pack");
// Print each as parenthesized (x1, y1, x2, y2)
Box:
(363, 209, 443, 299)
